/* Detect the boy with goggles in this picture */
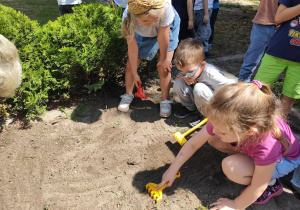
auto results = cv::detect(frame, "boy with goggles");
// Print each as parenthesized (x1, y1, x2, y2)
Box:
(173, 38, 235, 126)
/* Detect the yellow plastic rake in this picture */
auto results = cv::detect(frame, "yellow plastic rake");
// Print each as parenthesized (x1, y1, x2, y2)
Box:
(173, 118, 208, 146)
(145, 171, 181, 203)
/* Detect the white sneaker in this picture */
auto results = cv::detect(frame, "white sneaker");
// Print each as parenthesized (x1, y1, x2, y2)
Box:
(160, 99, 172, 117)
(118, 94, 134, 112)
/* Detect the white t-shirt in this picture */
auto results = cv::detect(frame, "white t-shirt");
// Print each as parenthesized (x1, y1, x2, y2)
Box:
(113, 0, 127, 7)
(194, 0, 214, 10)
(122, 0, 175, 37)
(57, 0, 82, 5)
(196, 63, 236, 90)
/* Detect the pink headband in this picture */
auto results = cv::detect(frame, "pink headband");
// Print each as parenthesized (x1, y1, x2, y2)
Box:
(251, 80, 262, 89)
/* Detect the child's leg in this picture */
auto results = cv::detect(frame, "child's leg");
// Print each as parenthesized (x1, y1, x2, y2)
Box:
(118, 57, 143, 112)
(193, 83, 213, 112)
(291, 165, 300, 193)
(125, 57, 143, 95)
(281, 95, 295, 118)
(194, 9, 212, 53)
(281, 60, 300, 118)
(209, 8, 219, 45)
(254, 54, 286, 85)
(157, 51, 174, 100)
(173, 79, 196, 110)
(238, 24, 275, 82)
(222, 153, 255, 185)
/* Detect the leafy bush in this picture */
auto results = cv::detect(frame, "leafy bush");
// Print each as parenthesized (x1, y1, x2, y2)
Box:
(0, 4, 127, 118)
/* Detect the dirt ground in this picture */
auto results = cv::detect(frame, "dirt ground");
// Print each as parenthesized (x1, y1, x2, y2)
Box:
(1, 2, 300, 210)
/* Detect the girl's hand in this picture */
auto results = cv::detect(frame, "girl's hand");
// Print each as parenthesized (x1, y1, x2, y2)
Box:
(133, 72, 141, 88)
(210, 198, 237, 210)
(203, 13, 209, 24)
(157, 59, 172, 75)
(156, 169, 177, 190)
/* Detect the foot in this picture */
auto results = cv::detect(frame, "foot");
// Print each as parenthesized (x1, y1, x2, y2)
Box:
(205, 52, 216, 58)
(189, 115, 205, 127)
(160, 99, 172, 118)
(174, 106, 197, 119)
(118, 94, 134, 112)
(254, 179, 283, 205)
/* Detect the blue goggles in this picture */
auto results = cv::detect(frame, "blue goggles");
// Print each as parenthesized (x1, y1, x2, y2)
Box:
(176, 64, 200, 78)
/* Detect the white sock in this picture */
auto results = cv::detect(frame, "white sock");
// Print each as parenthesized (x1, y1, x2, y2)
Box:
(269, 179, 276, 186)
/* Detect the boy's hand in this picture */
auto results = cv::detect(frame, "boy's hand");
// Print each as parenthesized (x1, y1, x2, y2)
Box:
(210, 198, 237, 210)
(183, 77, 197, 86)
(203, 13, 209, 24)
(156, 169, 177, 189)
(174, 76, 197, 86)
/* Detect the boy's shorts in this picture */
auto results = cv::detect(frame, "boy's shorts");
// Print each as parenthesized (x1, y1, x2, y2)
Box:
(135, 8, 180, 61)
(272, 157, 300, 179)
(254, 53, 300, 99)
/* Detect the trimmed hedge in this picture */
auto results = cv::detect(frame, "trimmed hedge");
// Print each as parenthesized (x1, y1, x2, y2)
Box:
(0, 4, 127, 118)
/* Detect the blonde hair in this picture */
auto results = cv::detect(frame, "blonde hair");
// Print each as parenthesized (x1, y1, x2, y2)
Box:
(173, 38, 205, 67)
(121, 7, 165, 38)
(0, 35, 22, 97)
(204, 82, 290, 153)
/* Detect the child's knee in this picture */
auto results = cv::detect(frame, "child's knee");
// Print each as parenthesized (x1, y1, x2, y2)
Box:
(157, 66, 170, 78)
(193, 83, 213, 103)
(221, 156, 233, 178)
(173, 79, 187, 93)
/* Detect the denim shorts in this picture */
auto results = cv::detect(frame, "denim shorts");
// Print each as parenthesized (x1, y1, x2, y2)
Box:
(135, 8, 180, 61)
(272, 157, 300, 179)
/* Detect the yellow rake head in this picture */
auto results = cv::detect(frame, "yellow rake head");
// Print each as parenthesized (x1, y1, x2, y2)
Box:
(145, 171, 181, 203)
(145, 182, 164, 203)
(173, 132, 187, 146)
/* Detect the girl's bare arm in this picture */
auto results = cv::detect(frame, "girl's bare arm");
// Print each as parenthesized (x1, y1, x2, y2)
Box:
(157, 125, 212, 188)
(233, 162, 277, 209)
(157, 25, 172, 72)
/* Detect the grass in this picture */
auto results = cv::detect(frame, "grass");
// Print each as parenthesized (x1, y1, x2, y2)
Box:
(1, 0, 103, 25)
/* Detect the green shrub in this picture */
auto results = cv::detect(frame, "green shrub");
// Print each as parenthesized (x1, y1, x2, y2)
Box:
(0, 4, 127, 118)
(0, 5, 39, 51)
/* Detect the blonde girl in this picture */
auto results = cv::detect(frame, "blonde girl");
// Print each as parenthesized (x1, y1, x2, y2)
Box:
(118, 0, 180, 117)
(0, 34, 22, 97)
(158, 81, 300, 209)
